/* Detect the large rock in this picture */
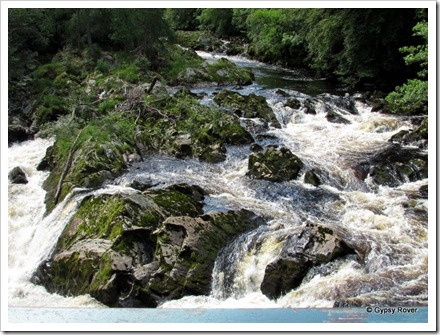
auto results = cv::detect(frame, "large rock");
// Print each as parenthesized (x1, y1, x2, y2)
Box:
(326, 109, 351, 124)
(213, 90, 281, 128)
(33, 183, 265, 307)
(43, 139, 129, 213)
(260, 223, 355, 299)
(134, 95, 253, 164)
(138, 209, 264, 303)
(8, 166, 28, 184)
(174, 58, 253, 88)
(8, 125, 31, 146)
(355, 144, 428, 187)
(247, 146, 304, 182)
(389, 117, 428, 150)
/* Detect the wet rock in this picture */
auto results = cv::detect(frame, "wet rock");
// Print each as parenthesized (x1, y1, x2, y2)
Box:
(126, 153, 142, 164)
(357, 144, 428, 187)
(304, 169, 321, 186)
(213, 90, 281, 128)
(260, 223, 355, 299)
(303, 98, 317, 115)
(9, 166, 28, 184)
(141, 209, 265, 303)
(173, 133, 193, 159)
(419, 185, 428, 199)
(319, 93, 358, 115)
(8, 125, 31, 146)
(33, 183, 211, 307)
(389, 117, 428, 150)
(284, 98, 301, 110)
(33, 182, 265, 307)
(129, 178, 154, 191)
(326, 109, 351, 124)
(275, 89, 290, 97)
(247, 146, 304, 182)
(173, 58, 253, 88)
(250, 143, 264, 153)
(199, 143, 227, 163)
(36, 145, 54, 171)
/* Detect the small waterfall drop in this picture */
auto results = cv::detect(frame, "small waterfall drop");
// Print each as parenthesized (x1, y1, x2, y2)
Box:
(7, 52, 428, 309)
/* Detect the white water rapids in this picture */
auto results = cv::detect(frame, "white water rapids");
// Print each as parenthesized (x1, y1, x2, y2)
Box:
(7, 53, 429, 309)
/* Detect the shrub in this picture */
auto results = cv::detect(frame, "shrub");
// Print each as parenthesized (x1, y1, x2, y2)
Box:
(115, 65, 140, 83)
(385, 79, 428, 115)
(134, 56, 151, 73)
(96, 59, 111, 74)
(98, 99, 120, 114)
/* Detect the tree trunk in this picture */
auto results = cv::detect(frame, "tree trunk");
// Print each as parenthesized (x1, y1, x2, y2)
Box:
(84, 9, 93, 50)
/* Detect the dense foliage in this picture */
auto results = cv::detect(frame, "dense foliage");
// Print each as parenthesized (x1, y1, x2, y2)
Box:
(386, 21, 428, 115)
(9, 8, 428, 115)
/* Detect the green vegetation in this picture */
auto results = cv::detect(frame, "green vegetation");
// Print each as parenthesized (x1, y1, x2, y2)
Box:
(8, 8, 429, 212)
(9, 8, 428, 109)
(386, 21, 428, 115)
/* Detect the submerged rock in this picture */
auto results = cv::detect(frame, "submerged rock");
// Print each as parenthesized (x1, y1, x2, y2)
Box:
(247, 146, 304, 182)
(9, 166, 28, 184)
(260, 223, 355, 299)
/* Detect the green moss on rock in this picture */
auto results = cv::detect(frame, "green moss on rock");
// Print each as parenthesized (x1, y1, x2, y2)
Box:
(247, 146, 304, 182)
(213, 89, 280, 128)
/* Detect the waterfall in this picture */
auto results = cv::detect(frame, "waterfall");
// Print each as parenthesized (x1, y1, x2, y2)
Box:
(7, 53, 428, 309)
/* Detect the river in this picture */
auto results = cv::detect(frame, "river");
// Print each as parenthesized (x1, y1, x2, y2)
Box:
(7, 52, 429, 309)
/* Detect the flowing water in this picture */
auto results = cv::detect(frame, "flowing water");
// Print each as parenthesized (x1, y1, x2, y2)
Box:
(7, 52, 428, 309)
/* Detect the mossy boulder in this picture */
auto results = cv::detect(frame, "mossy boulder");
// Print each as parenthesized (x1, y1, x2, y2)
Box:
(132, 209, 265, 305)
(247, 146, 304, 182)
(389, 117, 428, 149)
(134, 94, 253, 163)
(43, 138, 129, 213)
(173, 58, 254, 88)
(213, 89, 281, 128)
(33, 183, 265, 307)
(355, 144, 428, 187)
(33, 184, 205, 305)
(260, 223, 355, 300)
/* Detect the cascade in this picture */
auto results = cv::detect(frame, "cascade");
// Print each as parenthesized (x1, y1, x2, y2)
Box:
(7, 52, 428, 309)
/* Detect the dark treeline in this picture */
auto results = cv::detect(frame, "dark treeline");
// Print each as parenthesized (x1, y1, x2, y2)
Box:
(9, 8, 428, 114)
(9, 8, 171, 79)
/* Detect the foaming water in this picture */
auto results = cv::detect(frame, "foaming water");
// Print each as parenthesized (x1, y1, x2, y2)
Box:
(7, 52, 428, 309)
(8, 139, 106, 307)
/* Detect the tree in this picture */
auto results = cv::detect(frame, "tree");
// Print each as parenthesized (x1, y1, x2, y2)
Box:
(109, 9, 171, 67)
(386, 21, 428, 115)
(8, 8, 56, 80)
(198, 9, 238, 36)
(245, 9, 307, 66)
(165, 8, 201, 31)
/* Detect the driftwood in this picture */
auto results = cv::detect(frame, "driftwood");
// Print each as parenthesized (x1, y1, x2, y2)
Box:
(53, 128, 83, 206)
